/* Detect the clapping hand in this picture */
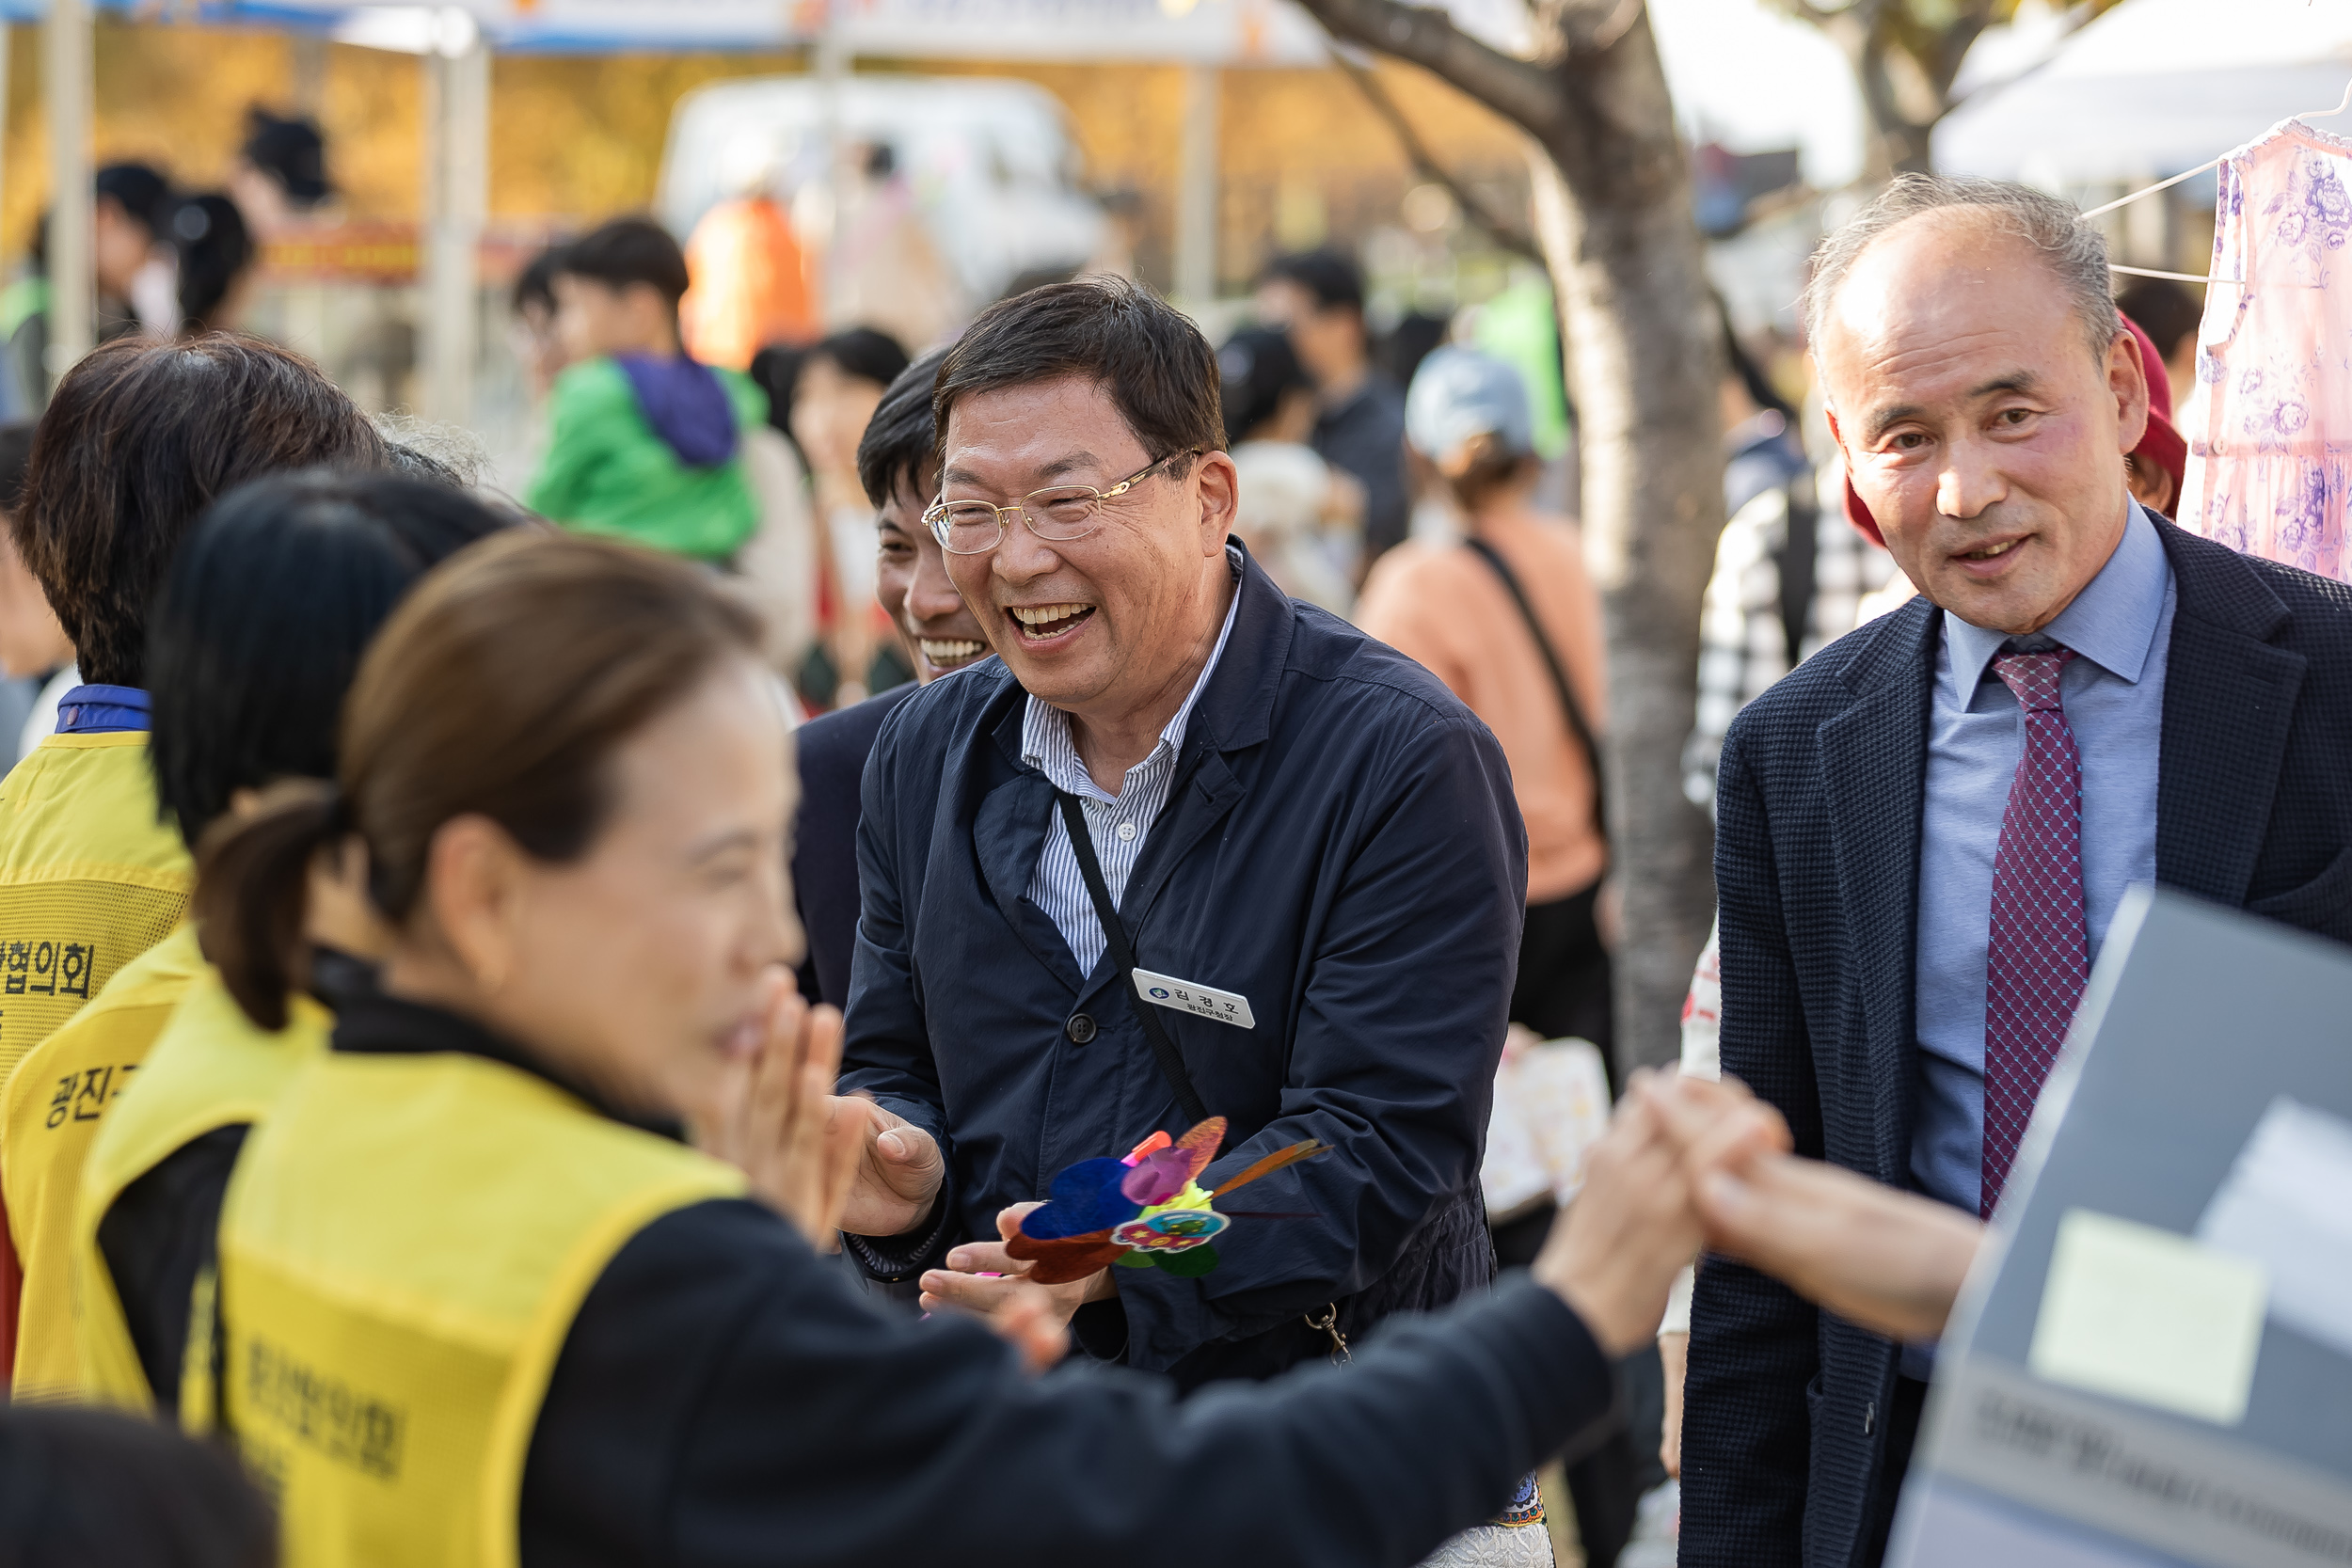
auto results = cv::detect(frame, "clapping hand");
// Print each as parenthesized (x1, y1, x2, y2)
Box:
(700, 972, 865, 1245)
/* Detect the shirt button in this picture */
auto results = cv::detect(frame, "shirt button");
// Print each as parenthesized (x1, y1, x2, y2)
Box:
(1116, 821, 1137, 842)
(1066, 1013, 1097, 1044)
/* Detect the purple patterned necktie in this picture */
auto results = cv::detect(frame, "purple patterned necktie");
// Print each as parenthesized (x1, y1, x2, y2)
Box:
(1980, 646, 2090, 1218)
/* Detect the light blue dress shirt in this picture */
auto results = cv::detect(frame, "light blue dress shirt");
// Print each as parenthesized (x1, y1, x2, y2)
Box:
(1901, 504, 2173, 1377)
(1911, 503, 2176, 1216)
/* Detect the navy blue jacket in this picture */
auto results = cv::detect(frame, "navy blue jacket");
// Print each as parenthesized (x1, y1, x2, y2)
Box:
(792, 684, 916, 1007)
(839, 545, 1527, 1387)
(1685, 520, 2352, 1568)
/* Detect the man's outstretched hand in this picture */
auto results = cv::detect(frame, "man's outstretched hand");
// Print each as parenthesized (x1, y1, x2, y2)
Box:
(918, 1201, 1112, 1331)
(832, 1094, 946, 1238)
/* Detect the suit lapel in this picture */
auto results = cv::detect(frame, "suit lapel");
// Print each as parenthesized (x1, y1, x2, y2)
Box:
(2153, 521, 2305, 904)
(1818, 598, 1937, 1183)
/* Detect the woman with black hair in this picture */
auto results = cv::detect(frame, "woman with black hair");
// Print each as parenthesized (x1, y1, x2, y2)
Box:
(789, 326, 914, 706)
(0, 472, 515, 1404)
(169, 195, 258, 336)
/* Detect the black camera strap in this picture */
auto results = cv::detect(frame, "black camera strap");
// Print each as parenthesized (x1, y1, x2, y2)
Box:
(1461, 534, 1606, 839)
(1056, 790, 1212, 1128)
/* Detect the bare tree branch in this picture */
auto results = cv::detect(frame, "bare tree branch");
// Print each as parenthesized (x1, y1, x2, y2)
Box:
(1290, 0, 1568, 143)
(1330, 49, 1546, 262)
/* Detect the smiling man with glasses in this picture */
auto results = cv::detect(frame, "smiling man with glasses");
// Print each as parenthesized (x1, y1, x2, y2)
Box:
(834, 279, 1537, 1505)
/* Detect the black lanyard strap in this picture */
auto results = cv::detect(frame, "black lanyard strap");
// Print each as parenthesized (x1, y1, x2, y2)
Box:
(1460, 533, 1606, 840)
(1055, 790, 1213, 1128)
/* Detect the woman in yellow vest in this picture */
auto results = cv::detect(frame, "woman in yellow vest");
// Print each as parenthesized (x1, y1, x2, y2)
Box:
(20, 472, 516, 1410)
(0, 334, 389, 1372)
(196, 531, 1697, 1568)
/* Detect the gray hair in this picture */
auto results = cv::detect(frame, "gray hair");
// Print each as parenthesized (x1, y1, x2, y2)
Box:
(1804, 174, 2117, 362)
(371, 413, 489, 489)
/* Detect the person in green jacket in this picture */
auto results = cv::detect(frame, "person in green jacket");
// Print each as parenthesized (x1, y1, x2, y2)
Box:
(525, 217, 768, 562)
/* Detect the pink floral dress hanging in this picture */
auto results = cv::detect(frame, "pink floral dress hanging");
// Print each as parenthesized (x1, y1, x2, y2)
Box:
(2179, 119, 2352, 585)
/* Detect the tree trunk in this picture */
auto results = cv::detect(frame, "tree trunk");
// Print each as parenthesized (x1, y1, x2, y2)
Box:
(1294, 0, 1724, 1077)
(1526, 11, 1721, 1078)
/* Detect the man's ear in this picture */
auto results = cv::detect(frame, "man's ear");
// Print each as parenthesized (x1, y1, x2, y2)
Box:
(2106, 329, 2151, 456)
(1193, 451, 1241, 553)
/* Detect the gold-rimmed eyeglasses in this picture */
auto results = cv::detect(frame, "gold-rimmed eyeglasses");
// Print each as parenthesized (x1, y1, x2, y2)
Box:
(923, 450, 1200, 555)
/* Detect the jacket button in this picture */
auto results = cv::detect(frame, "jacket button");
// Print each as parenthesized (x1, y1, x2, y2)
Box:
(1066, 1013, 1097, 1044)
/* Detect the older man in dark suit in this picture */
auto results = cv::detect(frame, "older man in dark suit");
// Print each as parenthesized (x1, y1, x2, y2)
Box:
(1681, 174, 2352, 1568)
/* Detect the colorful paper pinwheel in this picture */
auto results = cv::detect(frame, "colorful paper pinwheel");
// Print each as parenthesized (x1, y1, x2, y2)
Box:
(1005, 1117, 1328, 1283)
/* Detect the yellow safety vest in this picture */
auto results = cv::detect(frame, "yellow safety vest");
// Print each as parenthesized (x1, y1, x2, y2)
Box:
(0, 734, 194, 1085)
(72, 958, 331, 1414)
(1, 923, 205, 1397)
(218, 1046, 744, 1568)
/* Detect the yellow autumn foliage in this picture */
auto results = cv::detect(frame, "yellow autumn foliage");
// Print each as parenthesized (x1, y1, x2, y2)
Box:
(0, 19, 1525, 288)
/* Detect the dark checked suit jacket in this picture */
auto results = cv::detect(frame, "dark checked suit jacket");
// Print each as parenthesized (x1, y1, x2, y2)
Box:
(1683, 517, 2352, 1568)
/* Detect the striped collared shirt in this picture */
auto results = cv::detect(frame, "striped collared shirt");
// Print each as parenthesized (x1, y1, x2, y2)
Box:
(1023, 551, 1244, 976)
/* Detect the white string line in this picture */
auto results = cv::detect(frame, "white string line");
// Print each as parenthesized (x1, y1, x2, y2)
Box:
(2108, 262, 2240, 284)
(2080, 161, 2223, 221)
(2078, 76, 2352, 282)
(2077, 75, 2352, 224)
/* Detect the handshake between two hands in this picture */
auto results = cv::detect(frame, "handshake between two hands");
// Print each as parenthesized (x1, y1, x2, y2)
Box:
(1535, 1070, 1986, 1358)
(690, 971, 1984, 1381)
(686, 972, 1071, 1374)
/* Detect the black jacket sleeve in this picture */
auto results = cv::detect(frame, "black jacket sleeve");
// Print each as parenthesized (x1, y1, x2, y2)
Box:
(521, 1198, 1615, 1568)
(1679, 723, 1823, 1568)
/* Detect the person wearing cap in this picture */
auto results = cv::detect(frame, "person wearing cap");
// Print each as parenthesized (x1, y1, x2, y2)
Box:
(1356, 347, 1636, 1562)
(2116, 313, 2186, 517)
(1682, 174, 2352, 1568)
(1358, 349, 1611, 1064)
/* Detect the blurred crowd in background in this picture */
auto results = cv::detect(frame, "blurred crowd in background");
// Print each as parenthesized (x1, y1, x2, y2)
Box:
(0, 18, 2266, 1560)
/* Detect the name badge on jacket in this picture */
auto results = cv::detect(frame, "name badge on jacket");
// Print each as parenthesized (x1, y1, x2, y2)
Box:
(1132, 968, 1256, 1030)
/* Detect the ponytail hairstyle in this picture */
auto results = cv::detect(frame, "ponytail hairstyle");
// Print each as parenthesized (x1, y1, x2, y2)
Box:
(195, 532, 766, 1029)
(1436, 433, 1536, 515)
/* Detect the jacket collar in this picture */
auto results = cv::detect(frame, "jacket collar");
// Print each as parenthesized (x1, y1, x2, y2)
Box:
(1942, 502, 2171, 692)
(1186, 536, 1296, 755)
(971, 538, 1295, 999)
(984, 535, 1298, 772)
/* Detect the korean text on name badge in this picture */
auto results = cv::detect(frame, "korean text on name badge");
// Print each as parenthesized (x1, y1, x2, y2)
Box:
(1132, 968, 1256, 1030)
